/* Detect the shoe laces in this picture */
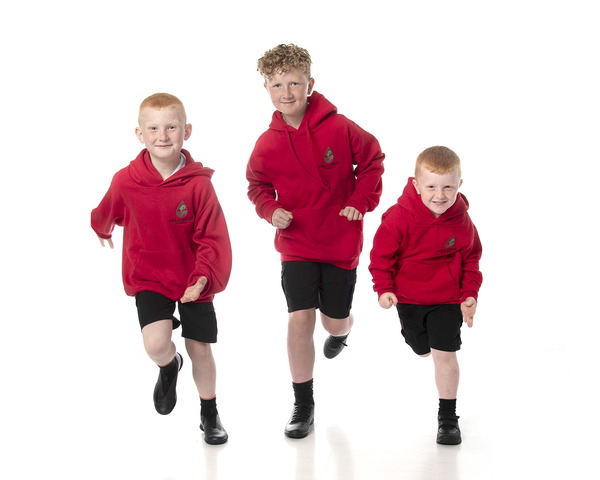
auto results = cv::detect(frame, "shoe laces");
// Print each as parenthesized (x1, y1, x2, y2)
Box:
(291, 404, 313, 423)
(326, 336, 348, 348)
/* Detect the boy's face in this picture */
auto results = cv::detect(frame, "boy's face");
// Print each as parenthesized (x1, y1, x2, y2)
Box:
(135, 107, 192, 164)
(412, 167, 463, 218)
(264, 67, 314, 128)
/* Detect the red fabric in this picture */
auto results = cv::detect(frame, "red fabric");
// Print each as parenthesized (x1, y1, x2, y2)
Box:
(246, 91, 384, 269)
(369, 178, 482, 304)
(91, 149, 232, 302)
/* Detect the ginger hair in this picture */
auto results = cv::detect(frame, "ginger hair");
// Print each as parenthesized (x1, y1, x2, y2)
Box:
(257, 44, 312, 80)
(415, 146, 462, 179)
(138, 93, 187, 125)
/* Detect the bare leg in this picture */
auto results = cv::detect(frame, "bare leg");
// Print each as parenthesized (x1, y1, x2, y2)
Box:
(287, 308, 317, 383)
(185, 339, 217, 399)
(430, 349, 460, 399)
(142, 320, 176, 366)
(321, 312, 354, 336)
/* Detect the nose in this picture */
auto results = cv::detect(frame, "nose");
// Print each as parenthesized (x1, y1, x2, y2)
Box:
(435, 189, 446, 198)
(282, 85, 292, 98)
(159, 129, 169, 140)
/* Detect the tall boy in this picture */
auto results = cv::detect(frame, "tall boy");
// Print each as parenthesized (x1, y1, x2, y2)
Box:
(91, 93, 231, 445)
(246, 44, 385, 438)
(369, 146, 482, 445)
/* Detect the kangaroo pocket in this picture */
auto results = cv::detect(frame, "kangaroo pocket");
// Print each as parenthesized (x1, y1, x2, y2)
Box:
(275, 205, 363, 263)
(131, 247, 195, 296)
(395, 258, 461, 304)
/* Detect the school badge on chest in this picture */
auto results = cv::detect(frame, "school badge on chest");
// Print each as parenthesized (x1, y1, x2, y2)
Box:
(176, 201, 188, 218)
(445, 236, 456, 249)
(324, 147, 334, 163)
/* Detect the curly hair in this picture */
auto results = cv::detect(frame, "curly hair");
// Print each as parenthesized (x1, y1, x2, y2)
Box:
(138, 93, 187, 125)
(257, 44, 312, 79)
(416, 146, 462, 178)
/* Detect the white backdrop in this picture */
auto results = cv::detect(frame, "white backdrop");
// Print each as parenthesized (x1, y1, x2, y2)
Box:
(1, 1, 598, 478)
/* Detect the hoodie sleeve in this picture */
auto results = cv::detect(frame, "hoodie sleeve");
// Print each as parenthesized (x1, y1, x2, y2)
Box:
(369, 210, 404, 298)
(246, 148, 282, 224)
(460, 222, 483, 302)
(91, 171, 125, 239)
(189, 183, 232, 300)
(344, 122, 385, 215)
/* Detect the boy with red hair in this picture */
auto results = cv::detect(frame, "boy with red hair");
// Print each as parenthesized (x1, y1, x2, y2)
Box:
(92, 93, 231, 445)
(369, 146, 482, 445)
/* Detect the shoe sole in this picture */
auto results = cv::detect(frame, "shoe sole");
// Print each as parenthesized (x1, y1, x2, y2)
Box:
(436, 435, 462, 445)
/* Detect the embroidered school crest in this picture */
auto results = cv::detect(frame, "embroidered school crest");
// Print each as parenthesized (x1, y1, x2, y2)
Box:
(176, 201, 188, 218)
(445, 236, 456, 249)
(324, 147, 334, 163)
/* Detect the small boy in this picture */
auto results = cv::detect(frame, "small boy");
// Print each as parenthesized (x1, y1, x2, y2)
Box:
(246, 44, 385, 439)
(369, 146, 482, 445)
(91, 93, 231, 445)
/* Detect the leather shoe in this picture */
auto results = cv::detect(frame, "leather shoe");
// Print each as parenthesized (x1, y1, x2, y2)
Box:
(153, 353, 183, 415)
(323, 333, 349, 359)
(200, 414, 229, 445)
(284, 404, 314, 439)
(436, 415, 462, 445)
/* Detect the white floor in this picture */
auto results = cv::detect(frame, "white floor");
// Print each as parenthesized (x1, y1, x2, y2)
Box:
(4, 291, 585, 480)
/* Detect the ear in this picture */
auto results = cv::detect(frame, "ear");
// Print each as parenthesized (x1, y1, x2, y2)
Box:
(412, 178, 421, 195)
(459, 179, 463, 188)
(184, 123, 192, 141)
(308, 77, 315, 95)
(135, 127, 144, 144)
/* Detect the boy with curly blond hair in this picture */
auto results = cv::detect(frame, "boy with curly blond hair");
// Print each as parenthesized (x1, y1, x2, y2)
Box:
(247, 44, 385, 439)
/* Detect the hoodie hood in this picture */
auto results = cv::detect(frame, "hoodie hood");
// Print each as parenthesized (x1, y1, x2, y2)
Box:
(129, 149, 214, 187)
(395, 177, 469, 226)
(268, 91, 337, 133)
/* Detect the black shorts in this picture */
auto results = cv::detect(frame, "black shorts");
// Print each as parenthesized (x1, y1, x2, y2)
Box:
(135, 291, 218, 344)
(281, 261, 356, 319)
(396, 303, 462, 355)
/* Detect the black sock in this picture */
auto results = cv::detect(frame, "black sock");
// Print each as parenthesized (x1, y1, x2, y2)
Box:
(438, 398, 457, 417)
(201, 396, 218, 419)
(293, 379, 314, 406)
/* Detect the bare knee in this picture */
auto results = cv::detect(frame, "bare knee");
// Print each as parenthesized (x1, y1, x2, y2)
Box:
(142, 321, 172, 359)
(289, 309, 316, 331)
(419, 352, 431, 358)
(185, 339, 212, 360)
(321, 312, 353, 336)
(431, 349, 459, 370)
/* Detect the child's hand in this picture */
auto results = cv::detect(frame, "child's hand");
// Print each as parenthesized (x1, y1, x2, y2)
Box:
(378, 292, 398, 309)
(98, 236, 114, 249)
(272, 208, 293, 229)
(461, 297, 477, 328)
(181, 277, 208, 303)
(339, 206, 363, 221)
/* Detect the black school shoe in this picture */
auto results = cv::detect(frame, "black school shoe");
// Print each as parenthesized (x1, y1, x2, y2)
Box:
(436, 415, 462, 445)
(284, 403, 314, 439)
(200, 413, 229, 445)
(153, 353, 183, 415)
(323, 333, 349, 359)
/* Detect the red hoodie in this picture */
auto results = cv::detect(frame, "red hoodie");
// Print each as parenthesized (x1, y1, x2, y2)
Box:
(246, 91, 385, 270)
(91, 149, 232, 303)
(369, 178, 482, 305)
